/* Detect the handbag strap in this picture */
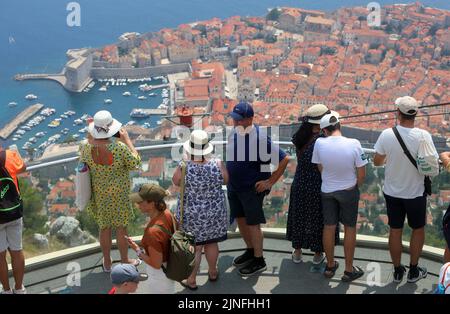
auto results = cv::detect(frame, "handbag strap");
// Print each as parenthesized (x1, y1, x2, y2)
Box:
(179, 161, 187, 227)
(392, 127, 418, 170)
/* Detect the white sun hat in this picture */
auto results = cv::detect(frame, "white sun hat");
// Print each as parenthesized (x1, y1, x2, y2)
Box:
(305, 104, 331, 124)
(183, 129, 214, 156)
(88, 110, 122, 139)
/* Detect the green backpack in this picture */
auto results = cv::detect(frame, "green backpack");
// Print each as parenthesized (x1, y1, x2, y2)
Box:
(152, 162, 196, 282)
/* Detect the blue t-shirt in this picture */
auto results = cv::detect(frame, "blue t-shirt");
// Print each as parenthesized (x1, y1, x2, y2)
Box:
(226, 125, 287, 192)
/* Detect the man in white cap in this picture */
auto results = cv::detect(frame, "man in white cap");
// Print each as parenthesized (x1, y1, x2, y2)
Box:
(311, 111, 367, 282)
(374, 96, 439, 284)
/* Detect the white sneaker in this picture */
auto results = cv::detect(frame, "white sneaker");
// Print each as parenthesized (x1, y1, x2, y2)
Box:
(1, 289, 13, 294)
(312, 253, 325, 265)
(13, 286, 27, 294)
(291, 249, 302, 264)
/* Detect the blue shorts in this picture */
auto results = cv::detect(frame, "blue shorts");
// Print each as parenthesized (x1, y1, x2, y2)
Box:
(227, 189, 267, 226)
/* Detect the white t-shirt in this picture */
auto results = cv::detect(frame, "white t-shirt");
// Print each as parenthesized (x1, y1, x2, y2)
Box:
(312, 136, 368, 193)
(374, 126, 438, 199)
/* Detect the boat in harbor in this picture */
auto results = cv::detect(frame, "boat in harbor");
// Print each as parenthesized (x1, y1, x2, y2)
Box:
(122, 91, 131, 96)
(158, 104, 168, 110)
(25, 94, 37, 100)
(99, 85, 108, 92)
(61, 128, 70, 135)
(60, 114, 69, 119)
(138, 96, 147, 100)
(41, 108, 56, 116)
(48, 120, 61, 128)
(73, 119, 83, 125)
(148, 93, 157, 97)
(88, 81, 96, 89)
(29, 137, 37, 143)
(78, 127, 88, 133)
(65, 110, 76, 116)
(8, 102, 18, 107)
(130, 109, 150, 118)
(80, 114, 89, 120)
(142, 122, 151, 128)
(35, 132, 46, 138)
(104, 99, 113, 104)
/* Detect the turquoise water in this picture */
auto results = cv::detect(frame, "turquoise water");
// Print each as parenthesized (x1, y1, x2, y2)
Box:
(1, 0, 449, 154)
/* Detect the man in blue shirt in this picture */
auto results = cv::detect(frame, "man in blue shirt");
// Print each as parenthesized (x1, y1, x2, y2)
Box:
(226, 102, 289, 277)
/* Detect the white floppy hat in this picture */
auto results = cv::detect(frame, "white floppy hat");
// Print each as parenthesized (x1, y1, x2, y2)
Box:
(395, 96, 419, 116)
(305, 104, 331, 124)
(88, 110, 122, 139)
(183, 130, 214, 156)
(320, 111, 340, 129)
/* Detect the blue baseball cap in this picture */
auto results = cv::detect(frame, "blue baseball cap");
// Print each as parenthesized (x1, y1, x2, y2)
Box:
(111, 264, 148, 285)
(229, 102, 254, 121)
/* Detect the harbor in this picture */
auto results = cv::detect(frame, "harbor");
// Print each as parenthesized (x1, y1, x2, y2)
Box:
(0, 103, 44, 139)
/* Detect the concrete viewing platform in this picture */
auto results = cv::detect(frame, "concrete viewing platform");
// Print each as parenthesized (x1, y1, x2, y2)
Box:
(0, 103, 44, 139)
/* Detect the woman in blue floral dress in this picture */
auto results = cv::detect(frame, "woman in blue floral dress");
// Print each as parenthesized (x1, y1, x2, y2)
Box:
(172, 130, 229, 290)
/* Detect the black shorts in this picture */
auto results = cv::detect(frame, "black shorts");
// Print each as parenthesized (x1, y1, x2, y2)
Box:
(321, 186, 360, 227)
(227, 189, 267, 225)
(384, 193, 427, 229)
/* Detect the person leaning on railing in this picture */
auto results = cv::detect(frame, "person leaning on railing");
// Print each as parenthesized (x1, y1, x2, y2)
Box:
(80, 110, 141, 272)
(0, 145, 27, 294)
(440, 151, 450, 263)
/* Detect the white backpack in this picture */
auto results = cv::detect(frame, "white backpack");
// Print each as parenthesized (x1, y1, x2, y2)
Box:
(417, 133, 439, 177)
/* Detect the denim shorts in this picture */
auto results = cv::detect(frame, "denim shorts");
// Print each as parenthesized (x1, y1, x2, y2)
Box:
(321, 186, 360, 227)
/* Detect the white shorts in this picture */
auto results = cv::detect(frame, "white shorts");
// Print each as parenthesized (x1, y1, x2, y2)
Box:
(140, 263, 175, 294)
(0, 218, 23, 252)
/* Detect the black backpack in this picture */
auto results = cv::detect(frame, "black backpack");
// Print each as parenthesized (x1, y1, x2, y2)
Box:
(0, 150, 23, 224)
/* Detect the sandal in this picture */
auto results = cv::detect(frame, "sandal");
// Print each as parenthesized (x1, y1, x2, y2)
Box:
(323, 261, 339, 278)
(341, 266, 364, 282)
(180, 280, 198, 291)
(102, 258, 112, 273)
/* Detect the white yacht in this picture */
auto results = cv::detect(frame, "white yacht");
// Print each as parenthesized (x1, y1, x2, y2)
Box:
(122, 91, 131, 96)
(25, 94, 37, 100)
(138, 96, 147, 100)
(99, 85, 108, 92)
(73, 119, 83, 125)
(8, 102, 18, 107)
(104, 99, 113, 104)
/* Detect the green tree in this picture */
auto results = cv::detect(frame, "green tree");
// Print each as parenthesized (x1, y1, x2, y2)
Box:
(266, 8, 281, 21)
(19, 179, 47, 235)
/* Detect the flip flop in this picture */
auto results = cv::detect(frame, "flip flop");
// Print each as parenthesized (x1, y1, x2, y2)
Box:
(180, 280, 198, 291)
(102, 258, 112, 273)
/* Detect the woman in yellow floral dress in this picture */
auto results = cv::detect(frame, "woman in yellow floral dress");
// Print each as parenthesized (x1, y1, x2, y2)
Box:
(79, 111, 141, 271)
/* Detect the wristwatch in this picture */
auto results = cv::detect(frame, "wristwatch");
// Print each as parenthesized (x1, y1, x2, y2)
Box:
(135, 248, 145, 257)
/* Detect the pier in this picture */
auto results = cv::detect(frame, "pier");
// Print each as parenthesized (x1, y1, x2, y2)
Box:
(145, 83, 170, 90)
(131, 108, 168, 115)
(0, 103, 44, 139)
(14, 73, 67, 87)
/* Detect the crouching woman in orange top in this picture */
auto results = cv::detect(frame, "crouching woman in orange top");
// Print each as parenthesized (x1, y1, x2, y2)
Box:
(126, 183, 175, 294)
